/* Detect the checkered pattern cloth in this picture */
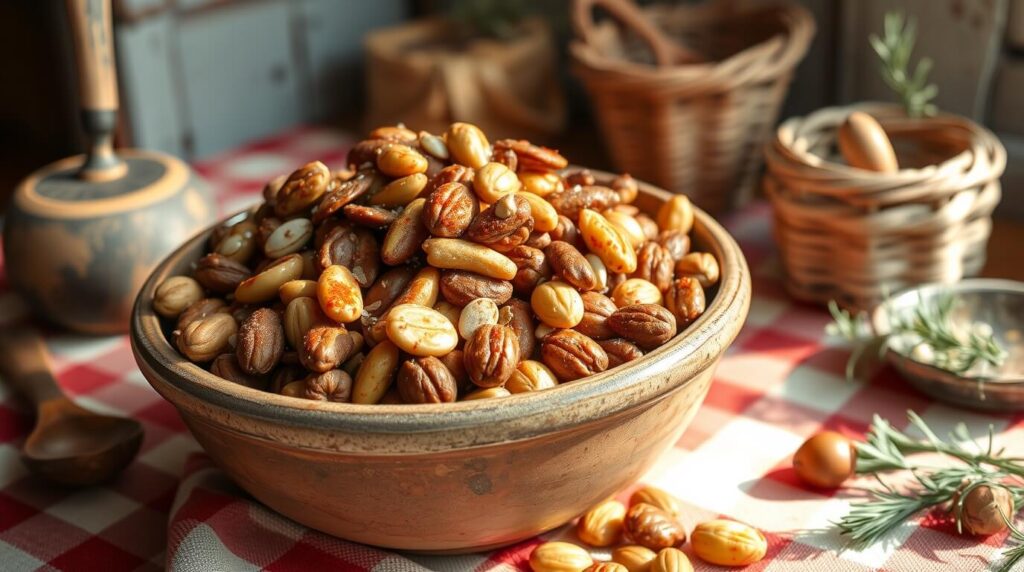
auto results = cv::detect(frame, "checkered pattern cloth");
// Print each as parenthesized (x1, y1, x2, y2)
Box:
(1, 126, 1021, 571)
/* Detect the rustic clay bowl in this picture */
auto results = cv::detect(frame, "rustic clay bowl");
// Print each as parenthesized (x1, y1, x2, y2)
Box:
(130, 174, 751, 553)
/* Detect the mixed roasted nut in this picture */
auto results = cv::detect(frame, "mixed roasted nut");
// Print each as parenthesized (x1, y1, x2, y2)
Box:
(529, 486, 767, 572)
(152, 122, 720, 404)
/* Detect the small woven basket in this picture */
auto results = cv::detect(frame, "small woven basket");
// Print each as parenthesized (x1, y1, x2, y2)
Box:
(763, 103, 1006, 311)
(570, 0, 814, 214)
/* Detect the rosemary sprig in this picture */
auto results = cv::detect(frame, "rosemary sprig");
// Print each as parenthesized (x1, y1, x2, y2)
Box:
(870, 12, 939, 118)
(837, 467, 991, 547)
(997, 514, 1024, 572)
(826, 292, 1006, 380)
(897, 294, 1006, 374)
(834, 412, 1024, 556)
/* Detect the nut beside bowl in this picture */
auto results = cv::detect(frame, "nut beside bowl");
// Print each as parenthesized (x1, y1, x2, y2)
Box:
(130, 174, 750, 552)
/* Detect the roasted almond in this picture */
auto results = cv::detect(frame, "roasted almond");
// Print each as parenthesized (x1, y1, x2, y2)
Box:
(381, 198, 430, 265)
(545, 241, 597, 291)
(236, 308, 285, 375)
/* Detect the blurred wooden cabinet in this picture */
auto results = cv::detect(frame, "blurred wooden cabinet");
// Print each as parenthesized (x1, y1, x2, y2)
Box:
(114, 0, 407, 159)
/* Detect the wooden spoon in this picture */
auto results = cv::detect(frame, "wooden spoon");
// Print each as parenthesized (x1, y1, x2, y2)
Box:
(0, 328, 143, 486)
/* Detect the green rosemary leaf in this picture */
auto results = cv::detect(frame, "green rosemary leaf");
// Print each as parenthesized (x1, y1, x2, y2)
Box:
(871, 11, 938, 117)
(994, 499, 1024, 572)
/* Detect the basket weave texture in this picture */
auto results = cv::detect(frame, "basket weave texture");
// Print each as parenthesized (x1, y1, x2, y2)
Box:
(365, 18, 565, 140)
(764, 104, 1006, 311)
(571, 0, 814, 214)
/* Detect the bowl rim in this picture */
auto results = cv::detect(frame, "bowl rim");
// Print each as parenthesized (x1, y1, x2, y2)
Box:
(130, 171, 750, 435)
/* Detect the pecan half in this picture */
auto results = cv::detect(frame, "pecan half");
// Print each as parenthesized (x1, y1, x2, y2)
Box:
(575, 291, 617, 340)
(193, 254, 252, 294)
(315, 225, 378, 288)
(300, 325, 357, 373)
(439, 270, 513, 306)
(632, 242, 674, 292)
(397, 356, 458, 403)
(540, 329, 609, 382)
(236, 308, 285, 375)
(304, 370, 353, 402)
(491, 146, 518, 171)
(624, 503, 686, 550)
(423, 181, 478, 238)
(547, 185, 620, 220)
(464, 324, 520, 388)
(607, 304, 677, 349)
(506, 245, 551, 295)
(465, 194, 534, 251)
(598, 338, 644, 368)
(493, 139, 568, 172)
(423, 164, 474, 198)
(664, 277, 706, 327)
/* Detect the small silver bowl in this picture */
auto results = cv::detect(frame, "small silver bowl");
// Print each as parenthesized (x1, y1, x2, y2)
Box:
(871, 279, 1024, 411)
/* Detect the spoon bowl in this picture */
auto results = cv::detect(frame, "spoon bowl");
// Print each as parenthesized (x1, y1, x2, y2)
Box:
(0, 327, 144, 486)
(22, 399, 143, 486)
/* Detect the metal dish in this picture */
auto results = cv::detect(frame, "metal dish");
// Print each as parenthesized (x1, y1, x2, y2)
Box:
(871, 279, 1024, 411)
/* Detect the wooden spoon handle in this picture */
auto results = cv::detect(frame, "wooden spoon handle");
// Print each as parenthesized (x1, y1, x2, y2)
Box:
(66, 0, 125, 182)
(0, 328, 65, 405)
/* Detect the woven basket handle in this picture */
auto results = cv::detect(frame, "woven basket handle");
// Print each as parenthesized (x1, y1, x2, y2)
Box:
(571, 0, 704, 65)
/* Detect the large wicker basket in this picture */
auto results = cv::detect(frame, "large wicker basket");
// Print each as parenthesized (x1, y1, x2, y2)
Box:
(570, 0, 814, 214)
(763, 104, 1006, 311)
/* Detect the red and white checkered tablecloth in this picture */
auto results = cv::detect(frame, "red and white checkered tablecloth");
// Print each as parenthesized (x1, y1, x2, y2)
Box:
(1, 126, 1022, 571)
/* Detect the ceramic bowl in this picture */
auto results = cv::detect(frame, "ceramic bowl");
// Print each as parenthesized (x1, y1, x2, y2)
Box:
(130, 174, 751, 552)
(872, 278, 1024, 411)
